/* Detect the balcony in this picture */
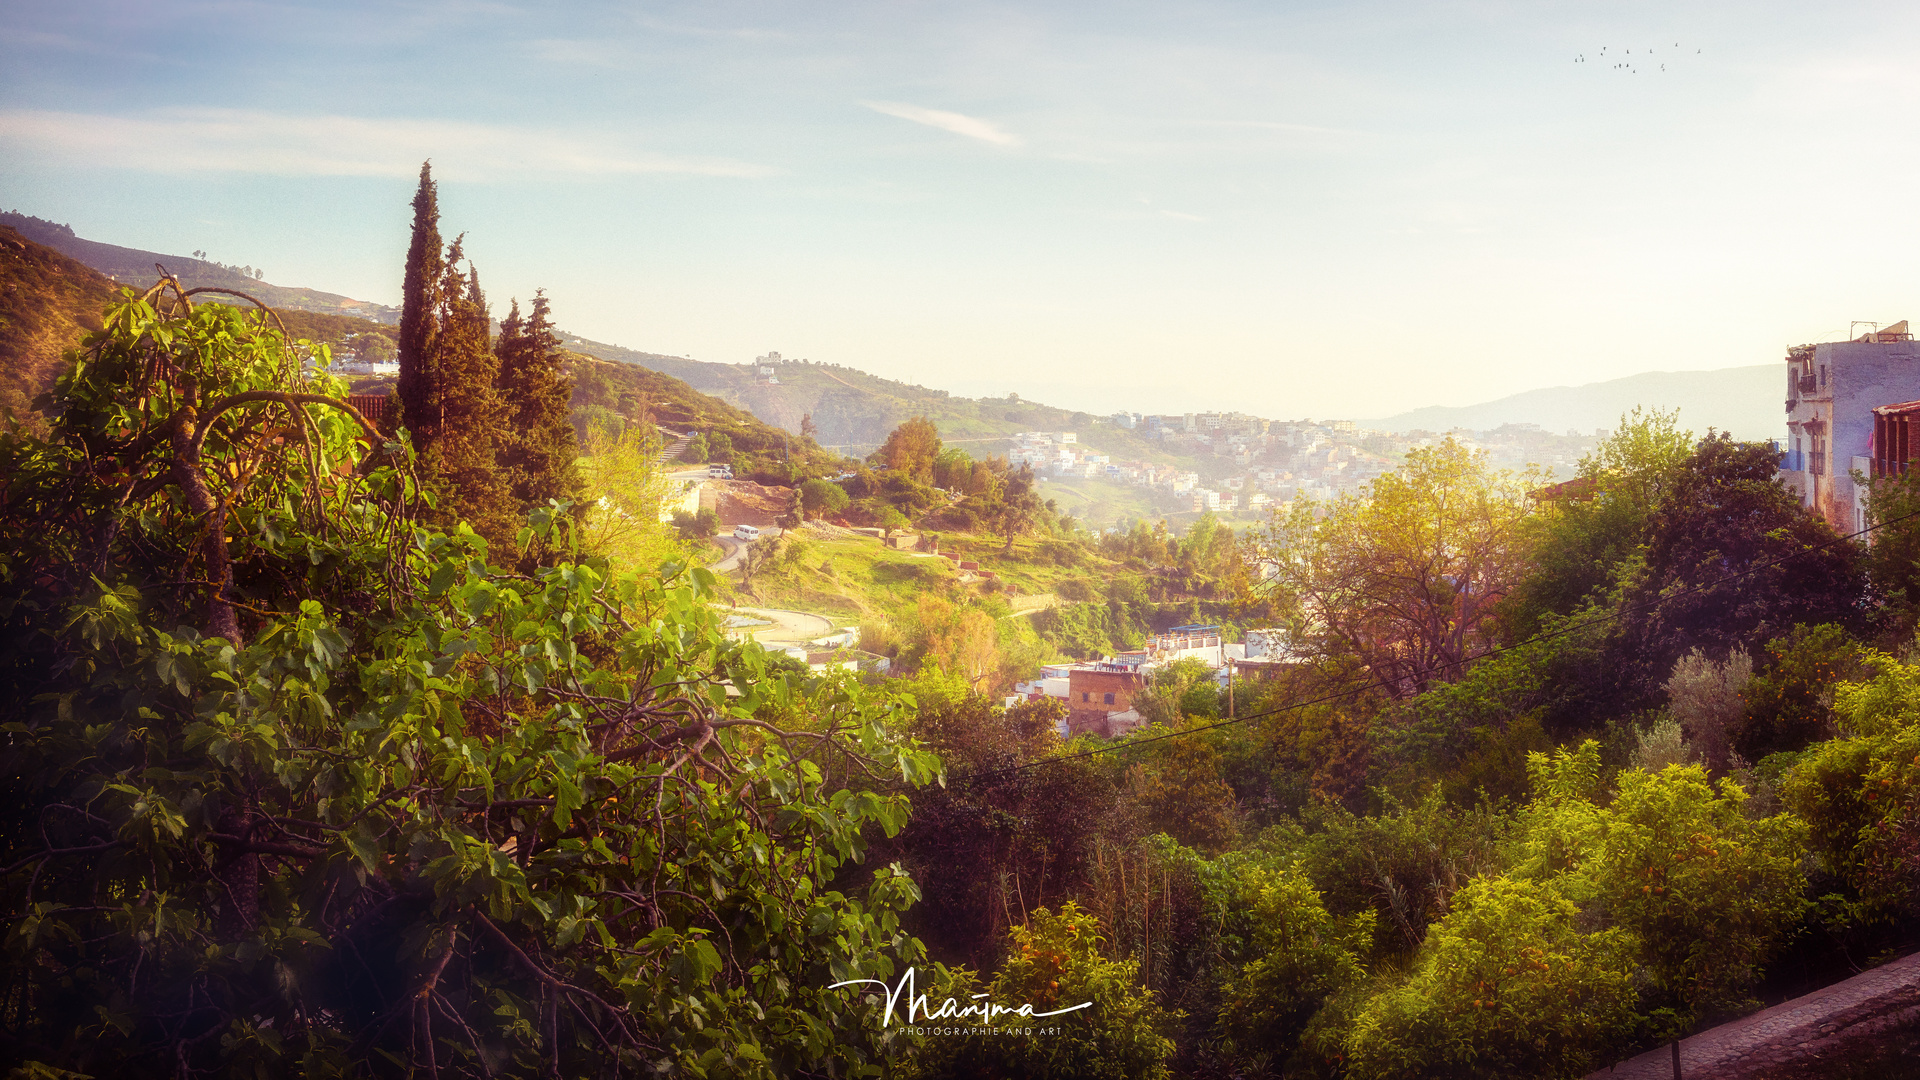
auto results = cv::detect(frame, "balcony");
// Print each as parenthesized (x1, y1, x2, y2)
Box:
(1779, 449, 1804, 472)
(1798, 374, 1818, 394)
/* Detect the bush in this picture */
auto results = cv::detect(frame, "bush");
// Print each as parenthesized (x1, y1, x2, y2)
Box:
(1290, 789, 1511, 961)
(800, 477, 850, 519)
(1781, 651, 1920, 924)
(1213, 861, 1371, 1066)
(1664, 648, 1753, 772)
(1596, 764, 1809, 1029)
(908, 903, 1178, 1080)
(1343, 876, 1638, 1080)
(1056, 577, 1096, 602)
(1132, 733, 1238, 853)
(1630, 715, 1695, 772)
(671, 506, 720, 539)
(1738, 624, 1864, 761)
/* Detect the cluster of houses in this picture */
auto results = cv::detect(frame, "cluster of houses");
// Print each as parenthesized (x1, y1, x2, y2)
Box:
(1014, 415, 1603, 520)
(1010, 625, 1296, 739)
(1009, 431, 1278, 512)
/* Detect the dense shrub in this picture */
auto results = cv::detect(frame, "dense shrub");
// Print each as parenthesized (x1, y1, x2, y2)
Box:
(1343, 876, 1638, 1080)
(1738, 623, 1864, 761)
(1212, 860, 1371, 1066)
(907, 903, 1178, 1080)
(1782, 651, 1920, 925)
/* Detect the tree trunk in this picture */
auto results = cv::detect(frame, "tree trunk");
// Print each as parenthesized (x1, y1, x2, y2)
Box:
(169, 407, 241, 644)
(214, 803, 260, 933)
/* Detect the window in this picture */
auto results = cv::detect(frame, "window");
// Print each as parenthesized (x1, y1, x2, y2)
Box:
(1081, 692, 1090, 703)
(1104, 692, 1116, 705)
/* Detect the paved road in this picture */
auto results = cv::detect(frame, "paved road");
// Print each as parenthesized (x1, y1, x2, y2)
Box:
(707, 530, 784, 575)
(723, 606, 834, 646)
(710, 534, 745, 573)
(1589, 950, 1920, 1078)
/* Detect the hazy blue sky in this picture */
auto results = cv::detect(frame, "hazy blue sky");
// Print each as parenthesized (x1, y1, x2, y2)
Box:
(3, 0, 1916, 421)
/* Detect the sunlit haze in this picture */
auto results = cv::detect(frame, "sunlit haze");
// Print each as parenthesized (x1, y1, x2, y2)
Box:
(4, 0, 1916, 418)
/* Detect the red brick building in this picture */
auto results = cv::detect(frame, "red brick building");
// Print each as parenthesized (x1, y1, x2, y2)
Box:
(1066, 664, 1145, 738)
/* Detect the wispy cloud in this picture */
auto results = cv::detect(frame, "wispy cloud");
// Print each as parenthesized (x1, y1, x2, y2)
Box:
(1193, 119, 1368, 137)
(529, 38, 628, 68)
(862, 101, 1021, 147)
(0, 108, 774, 180)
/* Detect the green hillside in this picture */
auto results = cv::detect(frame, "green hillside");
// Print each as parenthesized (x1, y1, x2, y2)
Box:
(558, 333, 1200, 468)
(0, 212, 400, 323)
(0, 225, 117, 432)
(565, 350, 841, 475)
(0, 223, 817, 481)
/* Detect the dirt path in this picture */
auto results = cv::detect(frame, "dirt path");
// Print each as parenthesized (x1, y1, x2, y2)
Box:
(723, 606, 833, 646)
(1589, 951, 1920, 1078)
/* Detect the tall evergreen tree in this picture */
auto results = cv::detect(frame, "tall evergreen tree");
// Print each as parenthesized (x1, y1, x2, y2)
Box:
(422, 237, 516, 543)
(396, 162, 443, 448)
(495, 289, 583, 515)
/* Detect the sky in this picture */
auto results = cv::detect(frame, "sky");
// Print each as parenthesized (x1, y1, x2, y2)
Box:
(2, 0, 1917, 421)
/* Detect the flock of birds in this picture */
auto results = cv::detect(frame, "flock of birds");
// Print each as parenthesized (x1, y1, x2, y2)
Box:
(1572, 42, 1701, 73)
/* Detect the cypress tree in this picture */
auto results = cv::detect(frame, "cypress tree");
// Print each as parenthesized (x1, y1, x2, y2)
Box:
(422, 238, 516, 543)
(495, 289, 582, 515)
(396, 162, 443, 449)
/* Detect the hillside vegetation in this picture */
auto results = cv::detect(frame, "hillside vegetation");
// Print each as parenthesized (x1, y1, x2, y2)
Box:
(561, 331, 1186, 460)
(0, 225, 117, 432)
(0, 211, 400, 322)
(564, 349, 840, 479)
(13, 183, 1920, 1080)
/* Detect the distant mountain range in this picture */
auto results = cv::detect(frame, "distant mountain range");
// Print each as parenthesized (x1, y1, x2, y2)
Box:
(1360, 366, 1784, 442)
(6, 208, 1796, 449)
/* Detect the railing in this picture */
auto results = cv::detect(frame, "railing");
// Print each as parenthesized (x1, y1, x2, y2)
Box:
(1875, 458, 1912, 479)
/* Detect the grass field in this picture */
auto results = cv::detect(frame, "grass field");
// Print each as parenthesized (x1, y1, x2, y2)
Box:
(744, 534, 964, 622)
(742, 526, 1134, 624)
(1034, 476, 1276, 533)
(1034, 476, 1171, 530)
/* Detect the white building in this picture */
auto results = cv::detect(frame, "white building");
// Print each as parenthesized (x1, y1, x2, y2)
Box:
(1779, 321, 1918, 533)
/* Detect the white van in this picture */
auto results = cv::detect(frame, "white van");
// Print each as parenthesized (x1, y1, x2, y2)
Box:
(733, 525, 762, 542)
(709, 463, 733, 479)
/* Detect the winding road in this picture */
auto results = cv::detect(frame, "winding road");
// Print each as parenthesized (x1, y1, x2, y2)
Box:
(709, 534, 746, 573)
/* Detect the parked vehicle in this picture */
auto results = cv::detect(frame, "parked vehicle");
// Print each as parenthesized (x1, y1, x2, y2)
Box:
(733, 525, 762, 541)
(709, 463, 733, 479)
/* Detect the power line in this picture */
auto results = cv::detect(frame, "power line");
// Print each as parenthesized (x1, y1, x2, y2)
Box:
(940, 497, 1917, 787)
